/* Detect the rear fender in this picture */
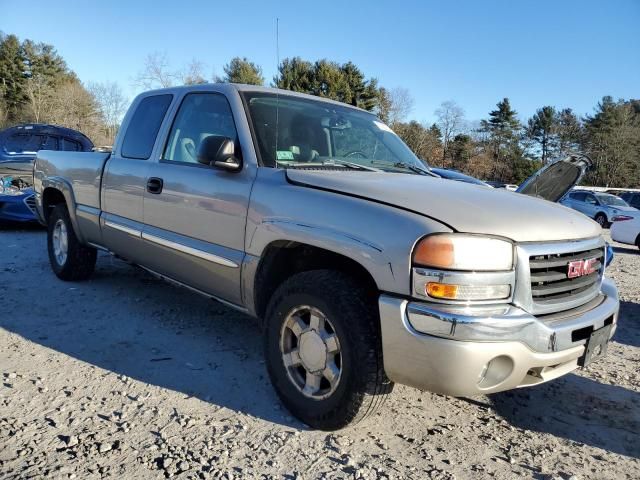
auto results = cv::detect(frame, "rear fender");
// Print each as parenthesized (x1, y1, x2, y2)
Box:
(41, 176, 85, 243)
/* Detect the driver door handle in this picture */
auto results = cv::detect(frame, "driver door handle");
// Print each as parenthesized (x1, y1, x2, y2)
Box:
(147, 177, 163, 194)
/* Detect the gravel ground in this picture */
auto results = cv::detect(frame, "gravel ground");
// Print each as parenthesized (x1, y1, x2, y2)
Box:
(1, 224, 639, 480)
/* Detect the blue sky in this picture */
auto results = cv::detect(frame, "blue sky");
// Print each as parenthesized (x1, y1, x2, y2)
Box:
(2, 0, 638, 124)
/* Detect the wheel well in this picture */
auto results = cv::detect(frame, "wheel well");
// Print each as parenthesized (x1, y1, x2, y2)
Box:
(253, 241, 379, 320)
(42, 188, 66, 222)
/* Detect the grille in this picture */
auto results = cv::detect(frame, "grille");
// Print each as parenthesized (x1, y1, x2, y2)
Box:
(23, 194, 37, 215)
(529, 247, 604, 309)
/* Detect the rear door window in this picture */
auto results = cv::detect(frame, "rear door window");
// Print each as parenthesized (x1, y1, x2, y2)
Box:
(61, 138, 81, 151)
(122, 94, 173, 159)
(571, 192, 586, 201)
(5, 133, 44, 153)
(42, 136, 58, 150)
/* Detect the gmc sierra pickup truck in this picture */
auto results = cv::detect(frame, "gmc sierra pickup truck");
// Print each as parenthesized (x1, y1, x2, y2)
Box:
(33, 84, 619, 430)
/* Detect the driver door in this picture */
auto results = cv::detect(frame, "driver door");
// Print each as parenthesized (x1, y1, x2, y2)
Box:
(140, 91, 255, 305)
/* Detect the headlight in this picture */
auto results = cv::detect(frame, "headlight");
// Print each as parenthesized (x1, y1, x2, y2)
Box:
(0, 185, 27, 196)
(413, 234, 514, 271)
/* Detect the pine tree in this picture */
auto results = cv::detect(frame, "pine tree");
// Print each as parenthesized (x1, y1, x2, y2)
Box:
(480, 98, 523, 181)
(273, 57, 379, 111)
(221, 57, 264, 85)
(527, 106, 557, 164)
(0, 33, 27, 122)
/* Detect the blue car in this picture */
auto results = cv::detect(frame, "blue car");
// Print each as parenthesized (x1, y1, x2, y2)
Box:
(0, 180, 37, 222)
(560, 190, 639, 228)
(0, 124, 93, 222)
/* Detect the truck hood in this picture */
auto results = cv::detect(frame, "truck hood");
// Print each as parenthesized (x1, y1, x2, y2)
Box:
(286, 170, 601, 242)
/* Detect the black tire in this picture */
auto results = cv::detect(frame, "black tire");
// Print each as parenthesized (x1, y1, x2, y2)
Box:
(264, 270, 393, 430)
(595, 213, 609, 228)
(47, 204, 97, 281)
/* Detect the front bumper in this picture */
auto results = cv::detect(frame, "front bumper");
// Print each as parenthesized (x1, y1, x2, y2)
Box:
(379, 277, 619, 396)
(0, 192, 38, 222)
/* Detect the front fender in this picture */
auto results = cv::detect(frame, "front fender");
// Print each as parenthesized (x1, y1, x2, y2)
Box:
(248, 216, 396, 291)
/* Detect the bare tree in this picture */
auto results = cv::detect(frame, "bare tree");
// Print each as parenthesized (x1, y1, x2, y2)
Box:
(181, 59, 207, 85)
(24, 74, 54, 123)
(0, 100, 7, 129)
(46, 80, 104, 142)
(134, 52, 211, 90)
(435, 100, 465, 167)
(134, 52, 178, 89)
(88, 81, 128, 144)
(378, 87, 414, 127)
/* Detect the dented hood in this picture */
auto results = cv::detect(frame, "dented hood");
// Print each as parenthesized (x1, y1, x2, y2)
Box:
(286, 169, 601, 242)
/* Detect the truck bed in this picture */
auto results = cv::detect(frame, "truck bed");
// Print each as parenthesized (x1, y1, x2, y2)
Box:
(34, 150, 111, 209)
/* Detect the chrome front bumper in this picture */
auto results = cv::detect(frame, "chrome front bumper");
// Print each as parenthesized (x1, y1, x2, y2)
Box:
(379, 278, 619, 396)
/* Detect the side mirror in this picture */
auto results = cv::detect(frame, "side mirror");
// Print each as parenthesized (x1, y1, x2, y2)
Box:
(197, 135, 242, 172)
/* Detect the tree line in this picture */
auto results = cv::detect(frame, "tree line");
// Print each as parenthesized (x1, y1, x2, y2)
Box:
(1, 32, 638, 186)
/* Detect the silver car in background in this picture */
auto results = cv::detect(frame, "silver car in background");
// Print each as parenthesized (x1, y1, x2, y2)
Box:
(560, 190, 639, 227)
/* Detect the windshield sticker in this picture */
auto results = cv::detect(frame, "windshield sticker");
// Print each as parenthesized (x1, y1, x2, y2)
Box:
(373, 121, 395, 134)
(276, 150, 295, 160)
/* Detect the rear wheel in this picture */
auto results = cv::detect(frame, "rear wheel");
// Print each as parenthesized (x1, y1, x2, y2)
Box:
(47, 204, 97, 280)
(595, 213, 608, 228)
(264, 270, 393, 430)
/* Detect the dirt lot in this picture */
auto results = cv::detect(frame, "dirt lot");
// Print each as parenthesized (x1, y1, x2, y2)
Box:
(1, 224, 639, 480)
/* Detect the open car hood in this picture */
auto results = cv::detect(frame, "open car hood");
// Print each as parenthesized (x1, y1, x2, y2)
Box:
(516, 154, 592, 202)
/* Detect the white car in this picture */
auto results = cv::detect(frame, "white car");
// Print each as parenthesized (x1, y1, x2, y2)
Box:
(611, 215, 640, 249)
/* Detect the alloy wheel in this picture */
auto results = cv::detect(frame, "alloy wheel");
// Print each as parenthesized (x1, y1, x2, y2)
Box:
(279, 305, 342, 400)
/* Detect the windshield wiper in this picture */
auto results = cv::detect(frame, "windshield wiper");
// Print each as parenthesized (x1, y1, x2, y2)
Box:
(322, 159, 382, 172)
(371, 160, 433, 176)
(277, 160, 380, 172)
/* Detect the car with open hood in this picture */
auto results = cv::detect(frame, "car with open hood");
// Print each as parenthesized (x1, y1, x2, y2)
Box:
(31, 84, 619, 430)
(0, 124, 94, 222)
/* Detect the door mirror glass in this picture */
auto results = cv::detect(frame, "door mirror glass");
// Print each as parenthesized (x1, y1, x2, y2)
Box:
(197, 135, 242, 172)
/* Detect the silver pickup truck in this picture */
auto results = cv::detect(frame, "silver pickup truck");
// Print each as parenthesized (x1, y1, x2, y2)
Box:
(33, 84, 619, 430)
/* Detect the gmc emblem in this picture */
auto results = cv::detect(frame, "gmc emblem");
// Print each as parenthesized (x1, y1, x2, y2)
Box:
(567, 258, 598, 279)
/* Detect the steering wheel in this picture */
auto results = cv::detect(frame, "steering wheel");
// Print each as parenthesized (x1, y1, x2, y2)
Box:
(344, 150, 367, 159)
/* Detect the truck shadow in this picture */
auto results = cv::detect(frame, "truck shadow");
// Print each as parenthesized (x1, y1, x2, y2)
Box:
(615, 301, 640, 348)
(484, 372, 640, 459)
(612, 245, 639, 255)
(0, 251, 301, 428)
(0, 220, 44, 231)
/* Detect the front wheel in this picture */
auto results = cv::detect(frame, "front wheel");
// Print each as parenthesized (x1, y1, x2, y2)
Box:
(264, 270, 393, 430)
(47, 204, 97, 280)
(595, 213, 608, 228)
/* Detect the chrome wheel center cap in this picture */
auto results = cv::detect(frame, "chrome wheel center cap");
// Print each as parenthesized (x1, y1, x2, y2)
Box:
(298, 330, 327, 373)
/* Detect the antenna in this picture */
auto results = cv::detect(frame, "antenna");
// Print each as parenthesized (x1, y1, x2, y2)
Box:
(276, 17, 280, 68)
(274, 17, 280, 164)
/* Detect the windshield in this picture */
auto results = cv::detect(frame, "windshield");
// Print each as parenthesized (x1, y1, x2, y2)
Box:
(241, 92, 430, 174)
(597, 194, 628, 207)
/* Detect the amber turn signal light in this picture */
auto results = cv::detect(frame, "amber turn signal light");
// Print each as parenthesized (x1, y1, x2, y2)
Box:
(426, 282, 459, 299)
